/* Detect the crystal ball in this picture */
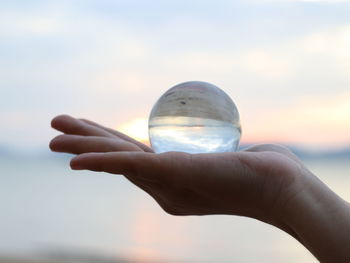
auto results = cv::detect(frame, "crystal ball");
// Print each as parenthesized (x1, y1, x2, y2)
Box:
(148, 81, 242, 154)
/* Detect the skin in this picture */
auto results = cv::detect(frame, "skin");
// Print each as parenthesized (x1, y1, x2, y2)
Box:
(50, 115, 350, 262)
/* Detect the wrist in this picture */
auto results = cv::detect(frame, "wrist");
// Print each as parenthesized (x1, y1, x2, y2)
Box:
(281, 169, 350, 262)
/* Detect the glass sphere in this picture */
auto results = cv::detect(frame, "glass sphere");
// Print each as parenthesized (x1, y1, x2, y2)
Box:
(148, 81, 241, 154)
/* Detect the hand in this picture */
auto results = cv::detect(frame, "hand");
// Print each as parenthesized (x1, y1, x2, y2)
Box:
(50, 115, 304, 225)
(50, 115, 350, 262)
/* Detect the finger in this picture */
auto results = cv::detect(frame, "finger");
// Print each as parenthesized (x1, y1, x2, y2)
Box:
(69, 151, 247, 188)
(80, 118, 153, 153)
(70, 151, 195, 187)
(70, 152, 163, 183)
(51, 115, 114, 137)
(50, 134, 143, 154)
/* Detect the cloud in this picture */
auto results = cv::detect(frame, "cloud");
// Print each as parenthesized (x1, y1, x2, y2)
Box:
(299, 25, 350, 78)
(160, 23, 350, 98)
(297, 0, 350, 2)
(252, 0, 350, 2)
(1, 1, 350, 150)
(240, 49, 294, 79)
(0, 10, 63, 36)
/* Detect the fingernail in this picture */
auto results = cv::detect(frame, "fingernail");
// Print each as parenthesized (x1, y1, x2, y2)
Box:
(70, 159, 83, 170)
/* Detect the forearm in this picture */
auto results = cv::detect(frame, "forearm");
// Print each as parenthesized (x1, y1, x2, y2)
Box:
(283, 171, 350, 262)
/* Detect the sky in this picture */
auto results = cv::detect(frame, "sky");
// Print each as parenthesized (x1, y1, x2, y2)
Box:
(1, 0, 350, 151)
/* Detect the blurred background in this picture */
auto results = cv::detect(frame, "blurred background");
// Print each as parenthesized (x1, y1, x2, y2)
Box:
(1, 0, 350, 262)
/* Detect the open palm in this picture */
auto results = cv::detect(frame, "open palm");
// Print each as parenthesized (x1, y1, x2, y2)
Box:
(50, 115, 307, 234)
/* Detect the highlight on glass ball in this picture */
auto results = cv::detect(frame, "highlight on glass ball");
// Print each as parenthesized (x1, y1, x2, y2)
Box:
(148, 81, 242, 154)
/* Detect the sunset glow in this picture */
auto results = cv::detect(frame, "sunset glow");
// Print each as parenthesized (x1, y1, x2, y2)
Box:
(118, 118, 149, 143)
(241, 92, 350, 148)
